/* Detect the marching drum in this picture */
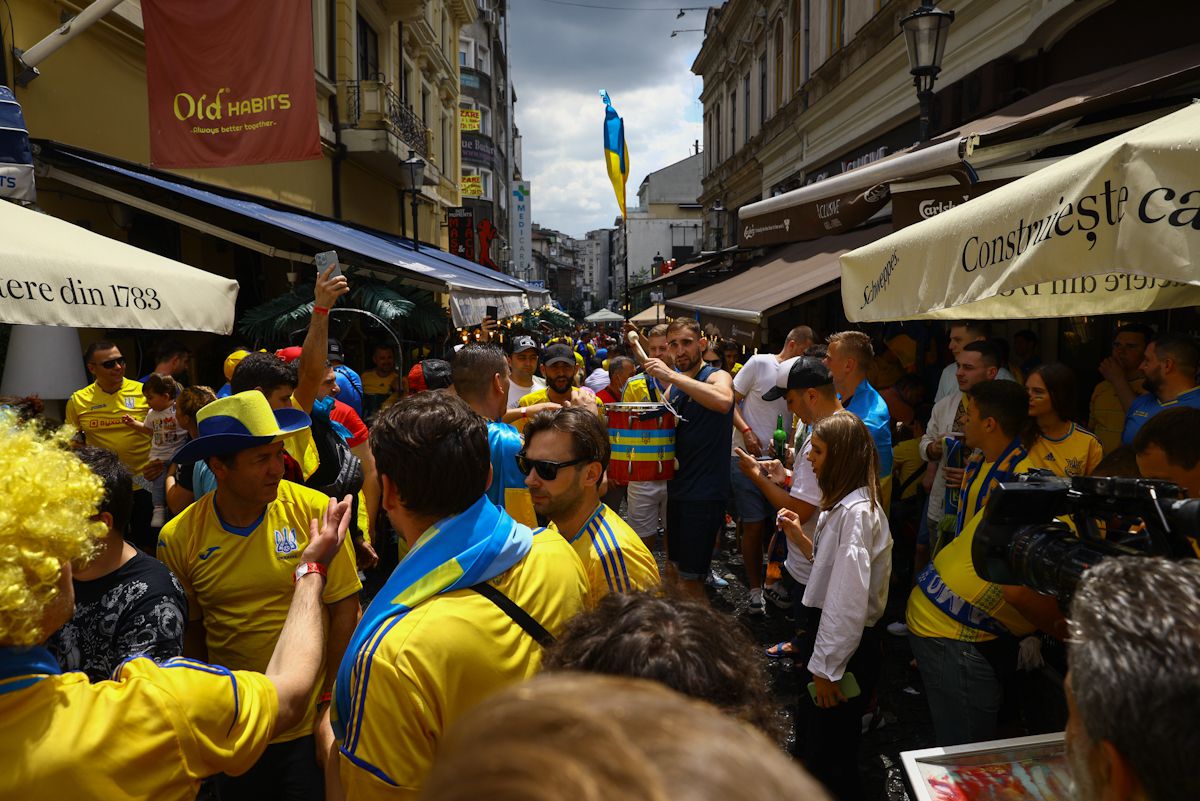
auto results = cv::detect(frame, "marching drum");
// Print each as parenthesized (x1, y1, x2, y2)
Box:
(607, 402, 676, 482)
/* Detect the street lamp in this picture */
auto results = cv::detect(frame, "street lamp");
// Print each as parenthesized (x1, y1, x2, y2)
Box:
(899, 2, 955, 141)
(402, 149, 426, 250)
(708, 200, 726, 250)
(652, 252, 664, 277)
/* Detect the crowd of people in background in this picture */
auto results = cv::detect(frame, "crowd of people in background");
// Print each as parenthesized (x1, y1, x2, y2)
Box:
(2, 264, 1198, 801)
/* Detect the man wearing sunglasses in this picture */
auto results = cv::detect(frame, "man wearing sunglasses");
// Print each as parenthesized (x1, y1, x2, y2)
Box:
(67, 341, 155, 551)
(522, 407, 659, 607)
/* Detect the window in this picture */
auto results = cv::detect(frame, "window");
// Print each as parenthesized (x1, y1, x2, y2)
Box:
(792, 0, 805, 90)
(356, 14, 379, 80)
(401, 57, 411, 104)
(759, 55, 768, 125)
(828, 0, 846, 54)
(476, 45, 491, 75)
(421, 84, 431, 124)
(742, 73, 750, 142)
(729, 90, 736, 152)
(774, 21, 784, 109)
(443, 112, 451, 172)
(463, 168, 493, 200)
(459, 38, 472, 67)
(312, 0, 331, 78)
(714, 103, 721, 164)
(479, 106, 491, 137)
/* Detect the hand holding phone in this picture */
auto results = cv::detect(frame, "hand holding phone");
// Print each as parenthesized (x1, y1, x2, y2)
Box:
(315, 250, 343, 279)
(807, 672, 861, 707)
(313, 250, 349, 309)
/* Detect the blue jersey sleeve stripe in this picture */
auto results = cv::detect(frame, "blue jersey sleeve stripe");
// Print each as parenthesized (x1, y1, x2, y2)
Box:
(346, 617, 392, 750)
(161, 658, 241, 737)
(598, 519, 633, 592)
(593, 517, 627, 591)
(338, 744, 399, 786)
(588, 526, 619, 591)
(346, 615, 402, 755)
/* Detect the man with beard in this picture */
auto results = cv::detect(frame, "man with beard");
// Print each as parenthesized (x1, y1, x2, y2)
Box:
(516, 344, 603, 433)
(1121, 333, 1200, 445)
(522, 407, 659, 606)
(643, 318, 734, 601)
(1066, 557, 1198, 801)
(1089, 324, 1152, 455)
(621, 323, 675, 551)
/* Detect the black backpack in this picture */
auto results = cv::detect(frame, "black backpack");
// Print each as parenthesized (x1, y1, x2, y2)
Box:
(304, 416, 365, 532)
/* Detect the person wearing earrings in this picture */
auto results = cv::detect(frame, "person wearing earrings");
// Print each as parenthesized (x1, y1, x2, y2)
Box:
(1023, 363, 1103, 478)
(777, 411, 892, 801)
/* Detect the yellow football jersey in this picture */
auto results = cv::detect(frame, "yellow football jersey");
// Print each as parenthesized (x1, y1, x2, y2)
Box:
(1025, 424, 1103, 478)
(361, 370, 398, 397)
(515, 387, 604, 433)
(158, 480, 360, 743)
(336, 529, 588, 800)
(66, 378, 151, 473)
(0, 652, 277, 801)
(550, 503, 660, 607)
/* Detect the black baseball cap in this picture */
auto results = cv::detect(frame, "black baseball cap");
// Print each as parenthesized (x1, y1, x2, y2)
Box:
(327, 338, 345, 363)
(542, 344, 576, 367)
(512, 335, 539, 354)
(762, 356, 832, 401)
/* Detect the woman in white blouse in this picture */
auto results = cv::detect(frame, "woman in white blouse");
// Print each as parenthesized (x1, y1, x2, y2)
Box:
(778, 410, 893, 801)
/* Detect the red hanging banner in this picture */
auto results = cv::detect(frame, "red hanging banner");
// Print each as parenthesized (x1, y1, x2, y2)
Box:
(143, 0, 322, 169)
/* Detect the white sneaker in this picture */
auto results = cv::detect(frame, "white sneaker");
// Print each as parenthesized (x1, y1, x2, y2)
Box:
(748, 588, 767, 616)
(887, 621, 909, 636)
(151, 506, 166, 528)
(763, 582, 792, 610)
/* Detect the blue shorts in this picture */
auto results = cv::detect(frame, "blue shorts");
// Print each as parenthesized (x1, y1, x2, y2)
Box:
(666, 498, 725, 581)
(729, 458, 775, 523)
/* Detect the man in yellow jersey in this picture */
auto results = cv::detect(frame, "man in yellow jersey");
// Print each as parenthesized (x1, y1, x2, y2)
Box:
(452, 343, 538, 528)
(67, 340, 156, 550)
(523, 407, 660, 605)
(621, 322, 674, 550)
(332, 393, 588, 799)
(1089, 324, 1152, 454)
(0, 410, 353, 801)
(159, 392, 362, 801)
(906, 380, 1067, 745)
(515, 343, 603, 432)
(361, 342, 400, 419)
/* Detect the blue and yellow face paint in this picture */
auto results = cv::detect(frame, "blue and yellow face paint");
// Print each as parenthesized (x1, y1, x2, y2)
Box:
(601, 90, 629, 219)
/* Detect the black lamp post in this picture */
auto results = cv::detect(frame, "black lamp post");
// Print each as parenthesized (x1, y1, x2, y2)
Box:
(402, 149, 426, 250)
(900, 2, 955, 141)
(708, 200, 726, 250)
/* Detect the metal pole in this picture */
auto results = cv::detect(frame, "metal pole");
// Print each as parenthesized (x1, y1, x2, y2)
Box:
(14, 0, 127, 84)
(916, 86, 934, 142)
(622, 220, 630, 319)
(410, 190, 421, 251)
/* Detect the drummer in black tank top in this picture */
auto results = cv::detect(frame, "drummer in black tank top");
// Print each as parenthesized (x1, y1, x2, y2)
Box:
(643, 319, 735, 602)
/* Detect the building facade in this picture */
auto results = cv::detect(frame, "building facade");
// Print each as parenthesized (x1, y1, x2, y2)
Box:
(531, 224, 580, 313)
(457, 0, 517, 272)
(579, 229, 614, 311)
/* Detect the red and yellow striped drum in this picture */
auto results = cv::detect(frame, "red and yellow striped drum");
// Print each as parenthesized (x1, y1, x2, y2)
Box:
(607, 403, 676, 483)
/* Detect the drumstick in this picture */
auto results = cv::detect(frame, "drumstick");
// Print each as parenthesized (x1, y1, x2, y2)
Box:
(628, 331, 650, 364)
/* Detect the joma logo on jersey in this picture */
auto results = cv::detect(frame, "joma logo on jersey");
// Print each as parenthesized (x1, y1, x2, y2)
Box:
(274, 528, 299, 555)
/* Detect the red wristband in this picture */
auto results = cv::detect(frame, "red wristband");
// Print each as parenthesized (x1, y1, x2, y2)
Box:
(741, 426, 752, 435)
(294, 562, 328, 583)
(318, 691, 332, 705)
(312, 305, 330, 316)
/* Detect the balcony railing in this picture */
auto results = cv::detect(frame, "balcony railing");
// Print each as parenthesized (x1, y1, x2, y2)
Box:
(341, 79, 430, 158)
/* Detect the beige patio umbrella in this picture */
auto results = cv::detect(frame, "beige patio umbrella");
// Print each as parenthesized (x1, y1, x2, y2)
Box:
(629, 304, 666, 325)
(0, 198, 239, 333)
(839, 102, 1200, 322)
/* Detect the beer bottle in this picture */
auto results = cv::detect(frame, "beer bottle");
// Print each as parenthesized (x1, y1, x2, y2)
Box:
(772, 414, 787, 459)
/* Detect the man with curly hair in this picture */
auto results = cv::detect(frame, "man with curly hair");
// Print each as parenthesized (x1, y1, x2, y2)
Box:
(0, 412, 352, 800)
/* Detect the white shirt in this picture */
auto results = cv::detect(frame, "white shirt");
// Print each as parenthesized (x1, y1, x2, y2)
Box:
(733, 355, 797, 452)
(934, 361, 1015, 403)
(802, 486, 892, 682)
(920, 389, 964, 524)
(784, 434, 820, 585)
(584, 368, 609, 394)
(506, 374, 546, 409)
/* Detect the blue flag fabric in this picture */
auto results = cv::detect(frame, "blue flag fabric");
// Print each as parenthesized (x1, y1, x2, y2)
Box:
(332, 494, 532, 747)
(601, 90, 629, 219)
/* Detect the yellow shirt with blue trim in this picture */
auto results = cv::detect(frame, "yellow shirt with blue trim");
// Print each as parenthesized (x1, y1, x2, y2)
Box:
(906, 458, 1037, 643)
(515, 387, 604, 432)
(66, 377, 151, 473)
(549, 503, 661, 606)
(0, 651, 277, 801)
(361, 370, 398, 397)
(1025, 424, 1103, 478)
(622, 373, 666, 403)
(336, 528, 588, 800)
(158, 480, 361, 743)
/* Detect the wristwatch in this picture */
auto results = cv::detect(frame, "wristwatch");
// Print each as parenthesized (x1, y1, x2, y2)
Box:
(293, 562, 328, 583)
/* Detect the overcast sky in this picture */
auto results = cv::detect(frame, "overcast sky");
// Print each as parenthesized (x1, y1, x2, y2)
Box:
(508, 0, 705, 239)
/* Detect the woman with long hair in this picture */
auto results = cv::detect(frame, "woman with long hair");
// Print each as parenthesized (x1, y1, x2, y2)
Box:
(777, 411, 892, 801)
(1023, 363, 1103, 477)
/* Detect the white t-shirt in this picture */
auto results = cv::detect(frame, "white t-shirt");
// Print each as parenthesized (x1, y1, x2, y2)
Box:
(785, 433, 820, 585)
(507, 375, 546, 409)
(934, 360, 1016, 403)
(733, 355, 796, 453)
(145, 403, 189, 461)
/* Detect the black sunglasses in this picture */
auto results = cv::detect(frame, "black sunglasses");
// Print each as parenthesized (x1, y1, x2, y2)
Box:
(92, 357, 126, 369)
(515, 453, 589, 481)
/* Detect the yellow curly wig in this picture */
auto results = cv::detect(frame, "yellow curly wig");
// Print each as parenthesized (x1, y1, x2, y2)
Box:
(0, 412, 106, 646)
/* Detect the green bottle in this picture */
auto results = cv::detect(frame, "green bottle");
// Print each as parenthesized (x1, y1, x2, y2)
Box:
(772, 414, 787, 459)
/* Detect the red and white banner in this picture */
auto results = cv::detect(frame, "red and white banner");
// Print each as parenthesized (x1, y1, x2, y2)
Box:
(143, 0, 322, 168)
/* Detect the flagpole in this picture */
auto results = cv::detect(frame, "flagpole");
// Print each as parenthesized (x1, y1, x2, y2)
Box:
(623, 218, 629, 320)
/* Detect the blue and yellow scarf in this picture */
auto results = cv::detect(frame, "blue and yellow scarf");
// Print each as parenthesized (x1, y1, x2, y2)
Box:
(954, 437, 1027, 538)
(332, 494, 532, 745)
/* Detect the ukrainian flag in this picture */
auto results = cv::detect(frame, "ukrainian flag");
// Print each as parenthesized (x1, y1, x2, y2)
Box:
(601, 90, 629, 219)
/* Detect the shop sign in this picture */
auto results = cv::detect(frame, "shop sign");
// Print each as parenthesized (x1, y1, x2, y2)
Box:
(892, 180, 1010, 229)
(461, 175, 483, 197)
(740, 184, 890, 247)
(511, 182, 533, 279)
(448, 208, 476, 260)
(459, 109, 481, 132)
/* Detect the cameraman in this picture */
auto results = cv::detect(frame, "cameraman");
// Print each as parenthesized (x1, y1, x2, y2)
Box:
(905, 380, 1066, 745)
(1067, 557, 1200, 801)
(1132, 406, 1200, 498)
